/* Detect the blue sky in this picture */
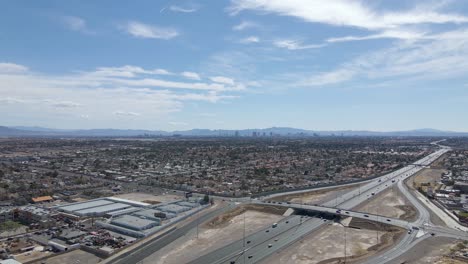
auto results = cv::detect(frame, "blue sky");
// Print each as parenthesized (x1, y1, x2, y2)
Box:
(1, 0, 468, 131)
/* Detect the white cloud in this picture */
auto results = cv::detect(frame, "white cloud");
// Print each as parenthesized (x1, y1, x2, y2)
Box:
(274, 39, 324, 50)
(0, 97, 26, 104)
(210, 76, 235, 85)
(295, 28, 468, 87)
(298, 69, 355, 86)
(114, 111, 141, 116)
(0, 62, 28, 73)
(327, 29, 427, 43)
(181, 71, 201, 80)
(0, 64, 244, 128)
(240, 36, 260, 43)
(228, 0, 468, 30)
(169, 5, 199, 13)
(47, 100, 82, 108)
(233, 21, 258, 31)
(62, 16, 88, 32)
(168, 121, 188, 126)
(89, 65, 173, 78)
(152, 69, 172, 75)
(122, 21, 179, 39)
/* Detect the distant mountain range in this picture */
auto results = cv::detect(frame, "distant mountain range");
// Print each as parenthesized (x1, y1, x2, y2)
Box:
(0, 126, 467, 137)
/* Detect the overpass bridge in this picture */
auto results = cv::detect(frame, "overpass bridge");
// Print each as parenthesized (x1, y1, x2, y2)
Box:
(255, 200, 410, 229)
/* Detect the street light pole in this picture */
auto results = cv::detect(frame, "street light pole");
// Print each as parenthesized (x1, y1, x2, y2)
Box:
(243, 209, 246, 263)
(344, 225, 347, 263)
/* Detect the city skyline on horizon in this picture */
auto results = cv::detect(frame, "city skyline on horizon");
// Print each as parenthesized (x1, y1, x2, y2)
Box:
(1, 0, 468, 131)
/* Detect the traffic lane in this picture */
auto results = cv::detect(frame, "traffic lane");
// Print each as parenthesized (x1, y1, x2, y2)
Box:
(226, 218, 326, 264)
(188, 215, 303, 264)
(362, 231, 418, 264)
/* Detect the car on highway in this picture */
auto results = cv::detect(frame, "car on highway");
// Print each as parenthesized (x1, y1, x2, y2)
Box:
(268, 244, 272, 248)
(386, 219, 391, 222)
(272, 223, 278, 228)
(364, 214, 369, 217)
(431, 233, 435, 236)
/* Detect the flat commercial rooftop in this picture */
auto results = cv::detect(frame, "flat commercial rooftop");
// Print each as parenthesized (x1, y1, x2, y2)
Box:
(133, 209, 162, 219)
(158, 204, 189, 213)
(58, 200, 114, 212)
(111, 215, 157, 230)
(75, 203, 131, 215)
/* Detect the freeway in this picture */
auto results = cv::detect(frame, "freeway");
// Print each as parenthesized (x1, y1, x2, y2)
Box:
(190, 147, 451, 264)
(189, 215, 331, 264)
(107, 203, 237, 264)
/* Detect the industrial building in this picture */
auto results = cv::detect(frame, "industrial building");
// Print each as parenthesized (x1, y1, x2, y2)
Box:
(111, 215, 161, 231)
(54, 198, 150, 217)
(157, 204, 189, 214)
(56, 197, 205, 238)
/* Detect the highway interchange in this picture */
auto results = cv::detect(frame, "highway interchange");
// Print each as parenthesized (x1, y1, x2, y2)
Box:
(189, 145, 468, 264)
(109, 142, 467, 264)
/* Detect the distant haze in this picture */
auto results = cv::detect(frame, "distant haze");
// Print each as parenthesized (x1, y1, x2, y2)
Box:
(1, 126, 467, 137)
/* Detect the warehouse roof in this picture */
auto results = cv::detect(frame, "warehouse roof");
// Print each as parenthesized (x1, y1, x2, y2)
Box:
(75, 203, 130, 215)
(111, 215, 156, 229)
(58, 199, 114, 212)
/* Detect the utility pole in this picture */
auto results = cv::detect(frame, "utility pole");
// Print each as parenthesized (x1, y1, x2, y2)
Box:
(196, 208, 200, 239)
(243, 209, 246, 263)
(344, 225, 347, 263)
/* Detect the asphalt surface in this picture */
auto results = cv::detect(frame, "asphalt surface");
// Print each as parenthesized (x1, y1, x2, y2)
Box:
(188, 215, 328, 264)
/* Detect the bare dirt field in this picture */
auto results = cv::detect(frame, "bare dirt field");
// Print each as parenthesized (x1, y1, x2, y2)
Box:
(30, 249, 101, 264)
(144, 205, 285, 264)
(388, 237, 461, 264)
(112, 192, 181, 203)
(14, 246, 51, 263)
(409, 168, 446, 189)
(263, 222, 402, 264)
(355, 186, 417, 221)
(269, 184, 362, 205)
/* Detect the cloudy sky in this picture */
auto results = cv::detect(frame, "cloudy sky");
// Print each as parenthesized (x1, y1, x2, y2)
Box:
(1, 0, 468, 131)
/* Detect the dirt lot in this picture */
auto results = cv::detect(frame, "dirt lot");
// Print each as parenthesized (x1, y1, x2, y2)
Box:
(263, 222, 402, 264)
(144, 205, 285, 264)
(30, 249, 101, 264)
(388, 237, 461, 264)
(407, 168, 446, 191)
(269, 184, 362, 205)
(112, 192, 181, 203)
(13, 246, 51, 263)
(355, 186, 417, 221)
